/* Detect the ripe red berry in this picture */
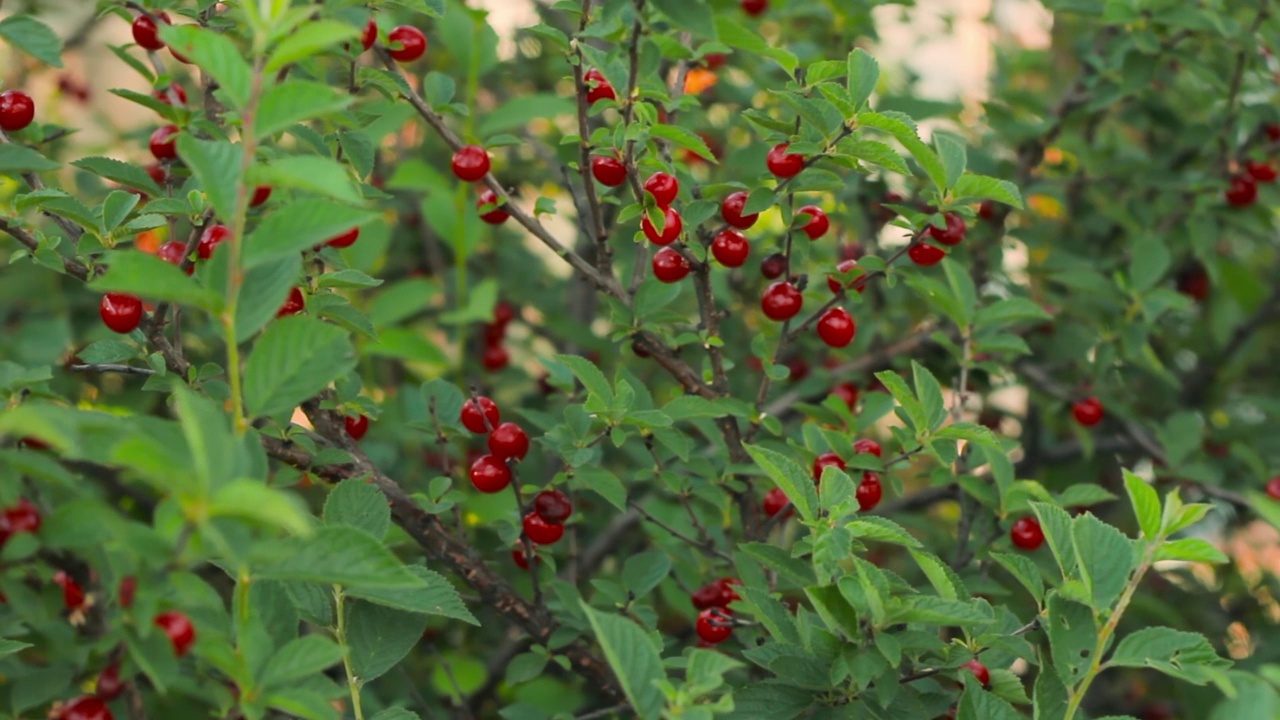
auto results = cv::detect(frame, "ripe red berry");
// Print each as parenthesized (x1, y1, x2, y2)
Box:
(523, 512, 565, 545)
(460, 397, 500, 433)
(197, 224, 230, 259)
(533, 489, 573, 524)
(1268, 124, 1280, 142)
(481, 343, 510, 371)
(451, 145, 490, 182)
(1247, 160, 1278, 183)
(154, 610, 196, 657)
(276, 287, 305, 318)
(584, 68, 616, 104)
(511, 545, 540, 570)
(1225, 174, 1258, 207)
(643, 172, 679, 208)
(152, 84, 186, 106)
(0, 90, 36, 132)
(387, 25, 427, 62)
(145, 163, 167, 187)
(641, 207, 683, 245)
(766, 143, 805, 179)
(323, 228, 359, 250)
(477, 188, 509, 224)
(763, 487, 792, 518)
(711, 230, 750, 268)
(344, 415, 369, 441)
(1072, 396, 1104, 427)
(131, 12, 169, 50)
(157, 241, 192, 275)
(54, 571, 87, 610)
(720, 191, 759, 229)
(696, 608, 733, 644)
(832, 382, 859, 410)
(856, 472, 882, 511)
(963, 659, 991, 688)
(60, 696, 113, 720)
(908, 241, 946, 267)
(118, 576, 137, 609)
(250, 185, 272, 207)
(149, 125, 179, 161)
(761, 281, 802, 321)
(978, 200, 997, 220)
(812, 451, 846, 481)
(361, 18, 378, 51)
(925, 212, 967, 246)
(797, 205, 829, 240)
(760, 253, 788, 280)
(0, 499, 41, 548)
(1266, 477, 1280, 500)
(591, 155, 627, 186)
(469, 455, 511, 493)
(100, 293, 143, 334)
(95, 664, 125, 701)
(488, 422, 529, 461)
(826, 259, 868, 294)
(816, 307, 856, 348)
(652, 247, 691, 283)
(1010, 517, 1044, 551)
(854, 438, 882, 458)
(1176, 264, 1209, 301)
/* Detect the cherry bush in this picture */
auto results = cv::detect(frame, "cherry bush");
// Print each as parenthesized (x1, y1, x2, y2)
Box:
(0, 0, 1278, 718)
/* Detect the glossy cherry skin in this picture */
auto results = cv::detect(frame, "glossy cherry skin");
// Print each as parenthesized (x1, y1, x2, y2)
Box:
(145, 163, 168, 186)
(451, 145, 490, 182)
(831, 382, 859, 409)
(696, 608, 733, 644)
(1072, 396, 1104, 427)
(325, 227, 358, 249)
(0, 90, 36, 132)
(477, 188, 509, 224)
(460, 396, 500, 433)
(760, 253, 788, 280)
(101, 293, 144, 334)
(797, 205, 829, 239)
(816, 307, 856, 348)
(361, 18, 378, 51)
(276, 288, 305, 318)
(963, 658, 991, 688)
(925, 212, 967, 246)
(853, 438, 882, 458)
(533, 489, 573, 524)
(740, 0, 768, 16)
(481, 343, 509, 371)
(197, 224, 230, 259)
(1225, 175, 1258, 207)
(60, 696, 113, 720)
(584, 68, 617, 104)
(1247, 160, 1278, 183)
(691, 578, 741, 610)
(1010, 517, 1045, 551)
(711, 230, 749, 268)
(488, 422, 529, 461)
(643, 172, 679, 208)
(1266, 477, 1280, 500)
(812, 452, 846, 482)
(152, 83, 187, 107)
(908, 242, 946, 267)
(149, 125, 179, 161)
(766, 143, 804, 178)
(763, 487, 793, 518)
(652, 247, 690, 283)
(761, 281, 802, 321)
(591, 155, 627, 186)
(387, 26, 427, 62)
(157, 241, 192, 274)
(469, 455, 511, 493)
(95, 663, 125, 701)
(154, 610, 196, 657)
(856, 472, 882, 511)
(523, 512, 565, 545)
(720, 191, 759, 229)
(131, 12, 169, 50)
(641, 207, 683, 245)
(344, 415, 369, 440)
(827, 259, 868, 294)
(250, 185, 272, 207)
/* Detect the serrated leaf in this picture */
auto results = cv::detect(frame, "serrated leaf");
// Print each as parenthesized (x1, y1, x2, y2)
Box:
(744, 444, 819, 522)
(713, 17, 797, 75)
(650, 0, 717, 38)
(256, 81, 354, 139)
(323, 479, 390, 540)
(161, 25, 252, 108)
(621, 551, 671, 598)
(858, 111, 945, 191)
(911, 360, 947, 432)
(1071, 513, 1135, 610)
(952, 174, 1023, 209)
(974, 297, 1052, 327)
(72, 156, 162, 197)
(0, 144, 60, 172)
(934, 133, 967, 189)
(266, 20, 359, 73)
(1109, 626, 1229, 684)
(579, 602, 665, 720)
(261, 635, 345, 689)
(990, 551, 1044, 603)
(572, 465, 626, 511)
(1154, 538, 1228, 564)
(1123, 469, 1161, 540)
(88, 250, 219, 310)
(101, 191, 141, 234)
(875, 370, 926, 434)
(236, 254, 301, 342)
(958, 685, 1022, 720)
(0, 15, 64, 68)
(345, 598, 429, 683)
(555, 354, 614, 404)
(889, 596, 991, 626)
(243, 316, 357, 418)
(253, 155, 362, 203)
(847, 516, 922, 548)
(1046, 595, 1096, 687)
(649, 123, 717, 162)
(1030, 501, 1077, 576)
(261, 526, 427, 589)
(840, 139, 909, 175)
(176, 135, 243, 222)
(210, 479, 315, 536)
(846, 48, 879, 108)
(242, 200, 379, 268)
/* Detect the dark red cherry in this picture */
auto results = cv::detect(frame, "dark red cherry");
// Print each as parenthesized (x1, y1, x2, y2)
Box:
(488, 422, 529, 461)
(816, 307, 856, 347)
(591, 155, 627, 186)
(131, 12, 170, 51)
(154, 610, 196, 657)
(643, 172, 679, 208)
(924, 212, 966, 246)
(344, 415, 369, 440)
(907, 242, 945, 267)
(533, 489, 572, 524)
(477, 188, 510, 224)
(720, 191, 759, 229)
(451, 145, 491, 182)
(1010, 517, 1044, 551)
(711, 230, 750, 268)
(652, 247, 691, 283)
(0, 90, 36, 132)
(766, 143, 804, 178)
(761, 281, 802, 321)
(100, 294, 143, 334)
(641, 207, 683, 246)
(812, 451, 846, 481)
(856, 472, 882, 511)
(523, 512, 564, 544)
(469, 455, 511, 493)
(460, 396, 500, 433)
(797, 205, 829, 240)
(387, 25, 427, 63)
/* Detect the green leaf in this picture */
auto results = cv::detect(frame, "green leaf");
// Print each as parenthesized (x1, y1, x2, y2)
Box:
(1123, 469, 1161, 540)
(1046, 595, 1097, 687)
(908, 548, 960, 600)
(261, 636, 345, 689)
(210, 479, 314, 535)
(990, 551, 1044, 603)
(934, 133, 967, 189)
(261, 526, 427, 589)
(958, 685, 1022, 720)
(72, 157, 162, 197)
(1129, 234, 1172, 293)
(345, 598, 429, 683)
(744, 444, 819, 522)
(737, 586, 800, 646)
(974, 297, 1051, 328)
(1155, 538, 1229, 564)
(572, 466, 627, 511)
(101, 191, 141, 234)
(1031, 501, 1077, 576)
(943, 258, 978, 325)
(621, 551, 671, 598)
(650, 0, 717, 38)
(952, 174, 1024, 208)
(256, 81, 354, 139)
(857, 111, 945, 191)
(243, 201, 378, 268)
(369, 710, 420, 720)
(0, 638, 33, 659)
(847, 516, 923, 548)
(649, 124, 717, 162)
(477, 94, 574, 135)
(176, 135, 243, 222)
(874, 370, 926, 434)
(1109, 626, 1229, 684)
(88, 250, 219, 310)
(75, 340, 136, 364)
(253, 155, 363, 204)
(889, 596, 991, 626)
(840, 139, 909, 175)
(713, 16, 797, 76)
(0, 144, 60, 172)
(243, 316, 357, 418)
(347, 566, 477, 624)
(911, 361, 947, 432)
(0, 15, 64, 68)
(1071, 513, 1135, 610)
(266, 21, 360, 73)
(161, 25, 252, 108)
(236, 254, 302, 342)
(555, 354, 614, 404)
(1158, 412, 1204, 468)
(323, 479, 390, 540)
(109, 88, 184, 123)
(579, 602, 665, 720)
(846, 48, 879, 109)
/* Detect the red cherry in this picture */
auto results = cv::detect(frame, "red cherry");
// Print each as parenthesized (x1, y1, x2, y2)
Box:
(157, 241, 192, 275)
(854, 439, 882, 458)
(533, 489, 573, 524)
(322, 228, 359, 250)
(591, 155, 627, 186)
(1247, 160, 1278, 183)
(1266, 477, 1280, 500)
(1176, 264, 1209, 301)
(797, 205, 829, 240)
(695, 608, 733, 644)
(20, 437, 49, 450)
(908, 241, 946, 267)
(361, 18, 378, 51)
(826, 259, 868, 294)
(812, 451, 846, 482)
(387, 26, 427, 62)
(60, 696, 113, 720)
(740, 0, 768, 15)
(977, 200, 997, 220)
(250, 185, 272, 207)
(481, 343, 510, 372)
(1267, 124, 1280, 142)
(451, 145, 491, 182)
(816, 307, 856, 348)
(584, 68, 616, 104)
(95, 664, 125, 701)
(643, 172, 679, 208)
(149, 125, 179, 161)
(831, 382, 859, 410)
(469, 455, 511, 493)
(962, 659, 991, 688)
(100, 293, 143, 334)
(154, 610, 196, 657)
(766, 143, 805, 179)
(344, 415, 369, 441)
(152, 84, 186, 106)
(856, 472, 882, 511)
(460, 396, 500, 433)
(763, 487, 793, 518)
(493, 300, 516, 327)
(720, 191, 759, 229)
(145, 163, 168, 187)
(0, 90, 35, 132)
(711, 230, 750, 268)
(488, 422, 529, 461)
(523, 512, 564, 545)
(1072, 396, 1104, 427)
(511, 544, 541, 570)
(760, 253, 788, 280)
(1225, 174, 1258, 207)
(641, 207, 683, 246)
(652, 247, 691, 283)
(924, 212, 967, 246)
(276, 287, 305, 318)
(54, 570, 87, 610)
(761, 281, 802, 321)
(197, 224, 230, 259)
(1010, 517, 1044, 551)
(118, 576, 137, 609)
(131, 12, 169, 50)
(477, 189, 510, 224)
(169, 47, 192, 64)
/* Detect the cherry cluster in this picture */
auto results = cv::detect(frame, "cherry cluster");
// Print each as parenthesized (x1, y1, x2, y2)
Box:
(1224, 124, 1280, 208)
